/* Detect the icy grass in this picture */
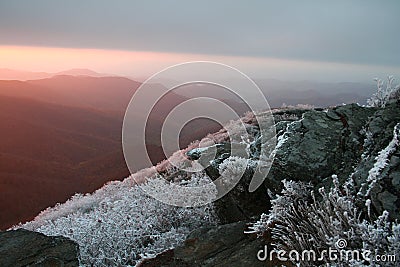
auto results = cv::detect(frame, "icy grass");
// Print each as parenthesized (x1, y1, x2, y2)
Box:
(19, 173, 217, 266)
(247, 176, 399, 266)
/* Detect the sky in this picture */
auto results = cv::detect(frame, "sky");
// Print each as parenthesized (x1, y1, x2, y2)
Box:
(0, 0, 399, 82)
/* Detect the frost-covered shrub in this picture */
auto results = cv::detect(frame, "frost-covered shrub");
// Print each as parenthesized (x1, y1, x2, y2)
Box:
(359, 126, 374, 159)
(218, 156, 249, 189)
(140, 172, 218, 207)
(19, 173, 217, 266)
(280, 103, 315, 110)
(247, 176, 399, 266)
(154, 141, 200, 176)
(247, 177, 360, 255)
(367, 76, 400, 108)
(274, 113, 301, 121)
(219, 156, 249, 178)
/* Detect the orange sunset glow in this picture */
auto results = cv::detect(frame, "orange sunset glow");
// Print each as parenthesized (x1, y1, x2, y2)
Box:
(0, 45, 192, 77)
(2, 45, 399, 82)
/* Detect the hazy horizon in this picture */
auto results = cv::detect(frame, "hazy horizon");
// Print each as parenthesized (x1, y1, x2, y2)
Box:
(1, 45, 399, 84)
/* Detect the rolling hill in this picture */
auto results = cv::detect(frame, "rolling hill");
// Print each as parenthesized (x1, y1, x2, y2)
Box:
(0, 76, 224, 229)
(0, 94, 128, 229)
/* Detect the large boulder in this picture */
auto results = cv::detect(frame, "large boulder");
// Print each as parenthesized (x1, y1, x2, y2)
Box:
(268, 101, 400, 220)
(267, 103, 376, 190)
(138, 222, 282, 267)
(0, 229, 80, 267)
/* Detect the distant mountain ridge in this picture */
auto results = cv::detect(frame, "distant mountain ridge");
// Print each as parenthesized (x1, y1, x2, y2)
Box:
(0, 68, 375, 107)
(0, 75, 145, 115)
(0, 68, 112, 81)
(166, 78, 374, 108)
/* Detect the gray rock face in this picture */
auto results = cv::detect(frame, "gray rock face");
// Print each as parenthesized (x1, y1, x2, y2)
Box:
(138, 222, 271, 267)
(213, 163, 270, 224)
(0, 229, 79, 267)
(352, 100, 400, 220)
(268, 104, 376, 190)
(266, 102, 400, 220)
(269, 101, 400, 220)
(174, 222, 264, 267)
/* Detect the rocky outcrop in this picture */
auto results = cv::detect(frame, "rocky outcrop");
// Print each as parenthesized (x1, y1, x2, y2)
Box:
(268, 101, 400, 220)
(267, 104, 377, 192)
(143, 101, 400, 266)
(185, 103, 383, 223)
(0, 229, 79, 267)
(186, 102, 400, 221)
(138, 222, 283, 267)
(352, 100, 400, 219)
